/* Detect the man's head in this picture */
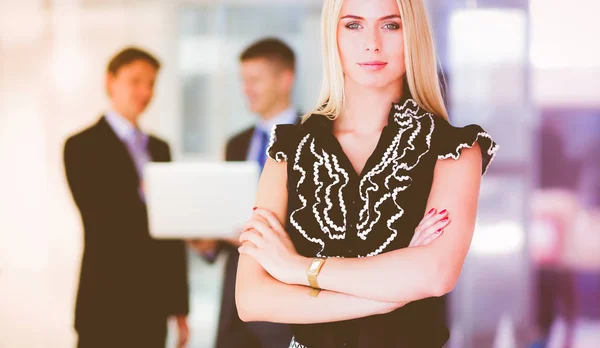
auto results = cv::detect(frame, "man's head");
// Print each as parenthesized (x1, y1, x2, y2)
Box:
(240, 38, 296, 119)
(106, 47, 160, 124)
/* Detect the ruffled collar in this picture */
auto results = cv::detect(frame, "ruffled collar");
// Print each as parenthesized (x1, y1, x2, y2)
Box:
(302, 95, 427, 133)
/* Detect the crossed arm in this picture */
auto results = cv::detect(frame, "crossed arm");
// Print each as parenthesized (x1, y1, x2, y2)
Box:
(235, 145, 483, 323)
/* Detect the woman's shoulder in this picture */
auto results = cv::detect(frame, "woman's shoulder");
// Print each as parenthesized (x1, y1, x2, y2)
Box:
(266, 113, 334, 163)
(389, 99, 498, 175)
(430, 114, 499, 175)
(266, 123, 308, 163)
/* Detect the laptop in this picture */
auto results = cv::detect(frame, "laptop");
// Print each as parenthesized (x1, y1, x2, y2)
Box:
(144, 161, 260, 239)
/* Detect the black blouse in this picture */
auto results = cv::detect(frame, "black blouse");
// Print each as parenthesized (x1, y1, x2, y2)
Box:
(267, 98, 498, 348)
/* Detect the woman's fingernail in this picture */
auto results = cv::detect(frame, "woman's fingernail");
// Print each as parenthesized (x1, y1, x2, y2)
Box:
(428, 208, 435, 214)
(253, 207, 257, 211)
(436, 229, 443, 234)
(439, 209, 447, 215)
(441, 217, 449, 223)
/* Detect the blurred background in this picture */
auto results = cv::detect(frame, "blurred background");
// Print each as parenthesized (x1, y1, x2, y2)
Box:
(0, 0, 599, 347)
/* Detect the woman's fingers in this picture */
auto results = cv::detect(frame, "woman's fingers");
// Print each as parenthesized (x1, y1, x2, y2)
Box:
(419, 229, 444, 246)
(253, 208, 286, 235)
(411, 209, 448, 244)
(416, 209, 448, 233)
(411, 217, 451, 247)
(242, 215, 267, 232)
(239, 230, 265, 248)
(238, 242, 259, 259)
(242, 218, 276, 239)
(410, 209, 445, 246)
(417, 208, 437, 227)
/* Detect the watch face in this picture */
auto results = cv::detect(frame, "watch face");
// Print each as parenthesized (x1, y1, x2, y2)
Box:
(309, 261, 320, 272)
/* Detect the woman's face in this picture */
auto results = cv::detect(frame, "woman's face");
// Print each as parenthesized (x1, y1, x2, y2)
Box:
(337, 0, 406, 90)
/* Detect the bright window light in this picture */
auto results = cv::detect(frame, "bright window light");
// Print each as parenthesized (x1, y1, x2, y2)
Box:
(471, 220, 525, 256)
(449, 9, 527, 67)
(530, 0, 600, 69)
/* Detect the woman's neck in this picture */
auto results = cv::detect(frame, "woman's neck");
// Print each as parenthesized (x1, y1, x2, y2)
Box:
(336, 79, 403, 133)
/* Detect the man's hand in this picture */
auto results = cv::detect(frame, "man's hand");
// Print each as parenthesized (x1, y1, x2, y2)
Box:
(176, 315, 189, 348)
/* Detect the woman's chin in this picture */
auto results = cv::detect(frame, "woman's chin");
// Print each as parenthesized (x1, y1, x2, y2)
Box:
(354, 78, 398, 90)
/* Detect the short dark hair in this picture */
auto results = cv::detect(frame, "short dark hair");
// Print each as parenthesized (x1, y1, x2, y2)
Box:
(240, 38, 295, 72)
(107, 47, 161, 75)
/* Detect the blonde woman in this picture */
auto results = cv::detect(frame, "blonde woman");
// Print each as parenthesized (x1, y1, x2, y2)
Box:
(235, 0, 498, 347)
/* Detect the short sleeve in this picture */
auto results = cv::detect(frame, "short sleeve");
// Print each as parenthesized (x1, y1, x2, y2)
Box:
(266, 124, 303, 163)
(434, 118, 499, 175)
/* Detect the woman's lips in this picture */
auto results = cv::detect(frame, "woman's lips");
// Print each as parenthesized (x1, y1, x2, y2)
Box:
(358, 61, 387, 71)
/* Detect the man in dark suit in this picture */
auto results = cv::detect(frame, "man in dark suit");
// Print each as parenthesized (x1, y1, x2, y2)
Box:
(64, 47, 189, 348)
(190, 38, 298, 348)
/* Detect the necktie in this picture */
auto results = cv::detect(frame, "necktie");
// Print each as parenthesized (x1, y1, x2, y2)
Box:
(125, 128, 149, 200)
(256, 128, 270, 170)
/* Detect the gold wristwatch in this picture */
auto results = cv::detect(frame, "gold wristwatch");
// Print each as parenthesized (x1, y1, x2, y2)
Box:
(307, 257, 326, 297)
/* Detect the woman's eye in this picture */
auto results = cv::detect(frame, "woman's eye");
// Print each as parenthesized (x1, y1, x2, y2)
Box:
(383, 23, 400, 30)
(346, 22, 362, 30)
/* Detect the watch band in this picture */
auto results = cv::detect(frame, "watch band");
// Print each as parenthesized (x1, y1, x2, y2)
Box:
(307, 257, 326, 291)
(309, 287, 322, 297)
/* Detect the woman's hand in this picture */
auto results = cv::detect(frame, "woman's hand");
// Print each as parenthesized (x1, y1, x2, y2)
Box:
(238, 208, 309, 286)
(239, 207, 450, 286)
(409, 208, 451, 247)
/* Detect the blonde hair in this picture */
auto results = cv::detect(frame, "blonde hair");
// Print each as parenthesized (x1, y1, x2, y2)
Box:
(307, 0, 448, 121)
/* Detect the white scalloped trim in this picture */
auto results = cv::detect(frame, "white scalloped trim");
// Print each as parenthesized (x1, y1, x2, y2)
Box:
(266, 125, 288, 163)
(323, 151, 349, 233)
(274, 152, 287, 162)
(284, 99, 497, 259)
(289, 134, 327, 256)
(310, 140, 347, 240)
(437, 131, 499, 175)
(361, 114, 436, 257)
(311, 139, 328, 236)
(289, 337, 307, 348)
(357, 102, 434, 253)
(362, 183, 410, 258)
(356, 124, 401, 237)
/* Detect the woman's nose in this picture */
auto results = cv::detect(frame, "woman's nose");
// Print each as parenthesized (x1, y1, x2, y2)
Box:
(364, 29, 381, 52)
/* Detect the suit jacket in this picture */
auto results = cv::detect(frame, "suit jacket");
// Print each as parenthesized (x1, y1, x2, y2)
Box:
(215, 120, 301, 348)
(64, 116, 189, 333)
